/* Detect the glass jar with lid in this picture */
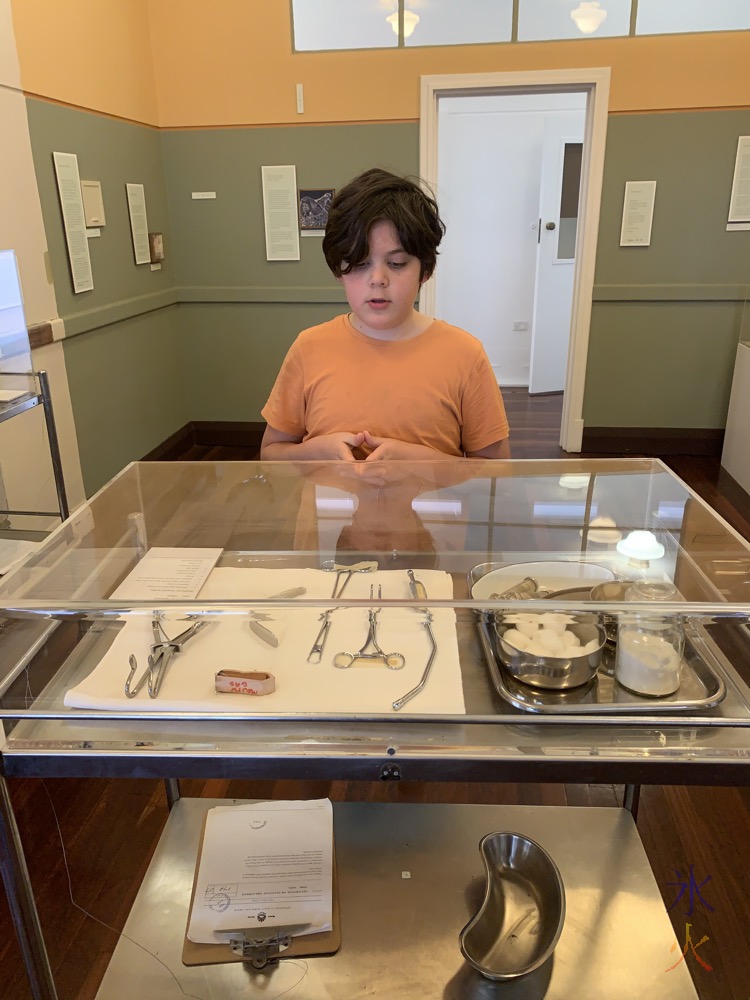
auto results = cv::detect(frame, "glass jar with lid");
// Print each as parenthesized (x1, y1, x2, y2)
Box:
(614, 581, 684, 696)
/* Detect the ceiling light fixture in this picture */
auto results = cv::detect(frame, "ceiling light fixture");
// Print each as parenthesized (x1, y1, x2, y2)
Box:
(386, 9, 420, 39)
(570, 1, 608, 35)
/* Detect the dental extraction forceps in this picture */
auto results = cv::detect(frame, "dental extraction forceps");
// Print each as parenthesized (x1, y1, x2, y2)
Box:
(125, 618, 208, 699)
(333, 585, 406, 670)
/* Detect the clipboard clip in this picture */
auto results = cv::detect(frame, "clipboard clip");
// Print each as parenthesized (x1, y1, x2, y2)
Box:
(228, 923, 311, 969)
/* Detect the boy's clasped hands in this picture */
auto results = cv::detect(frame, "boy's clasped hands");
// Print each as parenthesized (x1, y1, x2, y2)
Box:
(307, 430, 442, 462)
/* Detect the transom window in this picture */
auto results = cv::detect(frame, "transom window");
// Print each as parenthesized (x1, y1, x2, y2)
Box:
(292, 0, 749, 52)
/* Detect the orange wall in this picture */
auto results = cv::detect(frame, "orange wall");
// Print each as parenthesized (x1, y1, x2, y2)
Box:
(12, 0, 750, 127)
(11, 0, 159, 124)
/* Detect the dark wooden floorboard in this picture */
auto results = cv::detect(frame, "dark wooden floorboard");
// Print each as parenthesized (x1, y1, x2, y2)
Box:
(2, 390, 750, 999)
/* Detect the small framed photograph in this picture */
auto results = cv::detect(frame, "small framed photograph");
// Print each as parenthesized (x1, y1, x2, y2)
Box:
(298, 188, 335, 236)
(148, 232, 165, 262)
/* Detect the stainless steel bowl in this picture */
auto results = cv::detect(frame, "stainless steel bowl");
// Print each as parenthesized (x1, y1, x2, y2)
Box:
(459, 831, 565, 981)
(493, 614, 606, 690)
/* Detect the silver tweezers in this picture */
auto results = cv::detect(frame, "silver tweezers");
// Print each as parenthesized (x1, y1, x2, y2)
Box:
(125, 618, 207, 699)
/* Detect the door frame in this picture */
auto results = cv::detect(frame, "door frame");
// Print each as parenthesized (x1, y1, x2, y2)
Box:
(419, 67, 611, 453)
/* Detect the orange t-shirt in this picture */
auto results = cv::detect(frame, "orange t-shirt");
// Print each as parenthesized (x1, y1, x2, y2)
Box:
(261, 314, 509, 457)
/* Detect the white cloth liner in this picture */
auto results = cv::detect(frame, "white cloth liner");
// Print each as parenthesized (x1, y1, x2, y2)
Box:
(64, 568, 465, 715)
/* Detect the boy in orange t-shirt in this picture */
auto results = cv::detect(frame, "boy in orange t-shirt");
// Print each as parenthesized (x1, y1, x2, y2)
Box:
(261, 169, 510, 462)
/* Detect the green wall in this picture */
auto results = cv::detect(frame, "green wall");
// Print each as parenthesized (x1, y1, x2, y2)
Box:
(26, 99, 184, 494)
(62, 309, 187, 494)
(585, 109, 750, 427)
(160, 122, 416, 419)
(161, 123, 417, 291)
(27, 98, 750, 493)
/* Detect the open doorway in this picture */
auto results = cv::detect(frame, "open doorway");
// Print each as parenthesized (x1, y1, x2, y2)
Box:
(419, 69, 611, 452)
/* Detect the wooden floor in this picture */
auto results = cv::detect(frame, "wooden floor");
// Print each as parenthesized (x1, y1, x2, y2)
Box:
(2, 390, 750, 1000)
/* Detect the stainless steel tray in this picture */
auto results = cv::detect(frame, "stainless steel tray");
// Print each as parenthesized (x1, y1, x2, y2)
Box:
(477, 617, 727, 714)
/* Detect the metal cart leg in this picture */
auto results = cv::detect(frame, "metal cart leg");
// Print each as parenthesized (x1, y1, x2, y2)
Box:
(624, 784, 641, 821)
(0, 776, 57, 999)
(164, 778, 181, 811)
(36, 370, 69, 522)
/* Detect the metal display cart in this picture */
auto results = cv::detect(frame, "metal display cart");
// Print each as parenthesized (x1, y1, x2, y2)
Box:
(1, 457, 749, 998)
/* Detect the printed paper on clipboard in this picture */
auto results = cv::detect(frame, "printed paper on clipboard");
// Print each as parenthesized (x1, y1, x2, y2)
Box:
(187, 799, 333, 944)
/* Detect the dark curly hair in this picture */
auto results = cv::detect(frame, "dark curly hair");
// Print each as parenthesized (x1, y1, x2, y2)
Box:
(322, 168, 446, 282)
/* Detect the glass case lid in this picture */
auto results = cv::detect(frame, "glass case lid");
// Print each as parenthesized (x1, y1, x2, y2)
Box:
(0, 457, 748, 611)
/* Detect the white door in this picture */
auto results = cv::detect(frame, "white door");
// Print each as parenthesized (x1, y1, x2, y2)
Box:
(529, 112, 585, 393)
(420, 69, 611, 451)
(434, 93, 586, 387)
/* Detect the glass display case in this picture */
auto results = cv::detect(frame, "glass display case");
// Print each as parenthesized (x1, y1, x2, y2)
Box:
(0, 249, 69, 527)
(1, 457, 748, 998)
(0, 249, 35, 411)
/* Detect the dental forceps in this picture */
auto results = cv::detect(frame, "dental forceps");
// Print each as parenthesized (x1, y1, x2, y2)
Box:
(125, 618, 208, 699)
(333, 586, 405, 670)
(322, 560, 378, 599)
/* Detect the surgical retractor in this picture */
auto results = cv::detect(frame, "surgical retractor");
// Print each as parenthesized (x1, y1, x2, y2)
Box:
(333, 585, 405, 670)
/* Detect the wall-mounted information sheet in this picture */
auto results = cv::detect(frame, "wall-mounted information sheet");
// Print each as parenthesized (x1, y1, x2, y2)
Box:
(262, 165, 301, 261)
(727, 136, 750, 231)
(620, 180, 657, 247)
(52, 152, 94, 293)
(126, 183, 151, 264)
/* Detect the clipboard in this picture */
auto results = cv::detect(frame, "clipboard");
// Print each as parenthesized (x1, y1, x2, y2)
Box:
(182, 809, 341, 967)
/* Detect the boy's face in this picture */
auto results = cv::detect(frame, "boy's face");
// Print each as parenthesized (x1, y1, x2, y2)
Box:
(339, 221, 424, 339)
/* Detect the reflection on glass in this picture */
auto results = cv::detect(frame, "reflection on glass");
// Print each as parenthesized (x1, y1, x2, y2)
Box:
(636, 0, 750, 36)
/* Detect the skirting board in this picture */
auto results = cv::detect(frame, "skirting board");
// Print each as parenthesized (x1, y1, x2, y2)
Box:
(582, 427, 724, 457)
(141, 421, 265, 461)
(143, 422, 724, 462)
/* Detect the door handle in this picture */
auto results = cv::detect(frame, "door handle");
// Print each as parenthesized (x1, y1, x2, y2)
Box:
(545, 221, 556, 231)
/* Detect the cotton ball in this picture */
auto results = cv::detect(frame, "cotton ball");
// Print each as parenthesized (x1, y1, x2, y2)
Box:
(562, 629, 581, 648)
(538, 613, 568, 634)
(561, 636, 582, 656)
(516, 619, 540, 639)
(537, 628, 565, 656)
(503, 629, 531, 651)
(581, 639, 601, 655)
(525, 639, 549, 657)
